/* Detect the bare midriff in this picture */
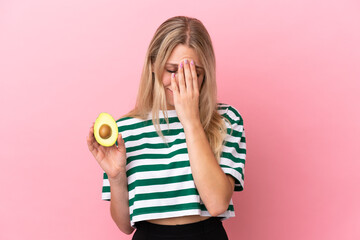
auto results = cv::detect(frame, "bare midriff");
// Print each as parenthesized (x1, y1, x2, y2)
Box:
(146, 215, 211, 225)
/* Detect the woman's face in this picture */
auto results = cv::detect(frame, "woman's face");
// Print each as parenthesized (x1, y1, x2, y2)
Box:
(161, 44, 205, 110)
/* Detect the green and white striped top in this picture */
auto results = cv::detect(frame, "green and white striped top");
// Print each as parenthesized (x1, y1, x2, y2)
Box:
(102, 103, 246, 228)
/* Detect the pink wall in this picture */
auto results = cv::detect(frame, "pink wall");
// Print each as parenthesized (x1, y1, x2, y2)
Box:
(1, 0, 359, 239)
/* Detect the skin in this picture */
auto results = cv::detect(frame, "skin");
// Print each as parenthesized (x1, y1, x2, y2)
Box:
(86, 44, 235, 233)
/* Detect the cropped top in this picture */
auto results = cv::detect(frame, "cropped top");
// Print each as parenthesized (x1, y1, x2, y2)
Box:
(101, 102, 247, 228)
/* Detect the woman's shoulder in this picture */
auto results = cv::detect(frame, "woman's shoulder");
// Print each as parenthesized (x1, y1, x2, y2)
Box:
(217, 102, 244, 122)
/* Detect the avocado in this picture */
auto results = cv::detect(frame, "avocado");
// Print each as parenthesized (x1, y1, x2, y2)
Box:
(93, 112, 118, 147)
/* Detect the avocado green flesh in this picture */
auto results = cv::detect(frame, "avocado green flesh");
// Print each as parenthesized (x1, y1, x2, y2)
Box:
(94, 113, 118, 147)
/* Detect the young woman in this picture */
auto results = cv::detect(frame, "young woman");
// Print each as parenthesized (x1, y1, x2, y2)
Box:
(87, 16, 246, 240)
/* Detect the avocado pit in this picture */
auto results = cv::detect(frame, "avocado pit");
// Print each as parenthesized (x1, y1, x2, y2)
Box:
(99, 124, 112, 139)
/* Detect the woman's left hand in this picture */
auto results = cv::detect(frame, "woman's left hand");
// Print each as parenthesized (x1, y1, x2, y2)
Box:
(171, 59, 201, 129)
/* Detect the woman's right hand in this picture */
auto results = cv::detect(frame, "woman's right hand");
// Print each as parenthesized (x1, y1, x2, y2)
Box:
(86, 122, 127, 181)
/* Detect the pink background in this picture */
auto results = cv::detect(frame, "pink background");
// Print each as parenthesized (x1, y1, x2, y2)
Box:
(1, 0, 359, 239)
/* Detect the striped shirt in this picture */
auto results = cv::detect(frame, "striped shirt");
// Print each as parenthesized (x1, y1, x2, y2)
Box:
(101, 103, 246, 228)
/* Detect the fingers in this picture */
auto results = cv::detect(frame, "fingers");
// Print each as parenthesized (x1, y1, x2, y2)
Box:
(178, 59, 198, 95)
(117, 133, 125, 148)
(189, 59, 199, 93)
(88, 122, 96, 144)
(171, 72, 178, 99)
(116, 133, 127, 156)
(178, 61, 186, 94)
(87, 123, 94, 147)
(183, 59, 193, 93)
(87, 122, 99, 157)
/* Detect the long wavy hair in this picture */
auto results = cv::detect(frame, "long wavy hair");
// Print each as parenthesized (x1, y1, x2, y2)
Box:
(120, 16, 231, 163)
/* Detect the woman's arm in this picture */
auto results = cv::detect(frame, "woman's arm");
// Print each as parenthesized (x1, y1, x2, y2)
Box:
(87, 124, 133, 234)
(108, 174, 135, 235)
(170, 59, 235, 215)
(184, 122, 235, 216)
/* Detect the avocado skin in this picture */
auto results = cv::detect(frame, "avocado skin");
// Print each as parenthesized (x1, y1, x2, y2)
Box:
(94, 113, 118, 147)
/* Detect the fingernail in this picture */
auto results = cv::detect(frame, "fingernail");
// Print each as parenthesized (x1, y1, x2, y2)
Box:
(184, 59, 188, 64)
(171, 73, 175, 78)
(180, 62, 183, 68)
(190, 60, 194, 65)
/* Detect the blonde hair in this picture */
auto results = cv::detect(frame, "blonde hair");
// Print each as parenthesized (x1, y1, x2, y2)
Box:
(120, 16, 231, 163)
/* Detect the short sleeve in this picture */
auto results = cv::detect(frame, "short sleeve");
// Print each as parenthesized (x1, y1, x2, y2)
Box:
(220, 105, 246, 192)
(101, 171, 111, 201)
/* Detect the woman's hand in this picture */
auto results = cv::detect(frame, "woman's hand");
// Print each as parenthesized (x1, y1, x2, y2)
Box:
(86, 122, 127, 181)
(171, 59, 201, 129)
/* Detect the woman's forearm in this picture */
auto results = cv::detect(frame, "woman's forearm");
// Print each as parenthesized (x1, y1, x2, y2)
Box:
(108, 173, 135, 235)
(183, 121, 233, 216)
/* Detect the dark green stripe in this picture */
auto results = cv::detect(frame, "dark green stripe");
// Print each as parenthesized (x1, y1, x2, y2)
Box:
(132, 202, 202, 216)
(221, 152, 246, 164)
(227, 106, 242, 120)
(223, 141, 246, 155)
(200, 204, 207, 211)
(123, 128, 184, 143)
(221, 165, 244, 180)
(102, 184, 111, 201)
(226, 127, 243, 138)
(223, 108, 244, 126)
(126, 137, 186, 152)
(224, 114, 243, 126)
(224, 171, 244, 192)
(128, 174, 193, 191)
(102, 173, 196, 189)
(102, 186, 110, 192)
(229, 204, 234, 211)
(126, 148, 189, 163)
(235, 185, 243, 191)
(129, 188, 199, 207)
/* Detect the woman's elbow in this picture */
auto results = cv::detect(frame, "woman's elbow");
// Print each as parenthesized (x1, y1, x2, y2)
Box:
(121, 226, 135, 235)
(110, 214, 135, 235)
(208, 202, 229, 217)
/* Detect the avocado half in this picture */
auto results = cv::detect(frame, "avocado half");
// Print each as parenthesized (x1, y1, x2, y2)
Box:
(94, 112, 118, 147)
